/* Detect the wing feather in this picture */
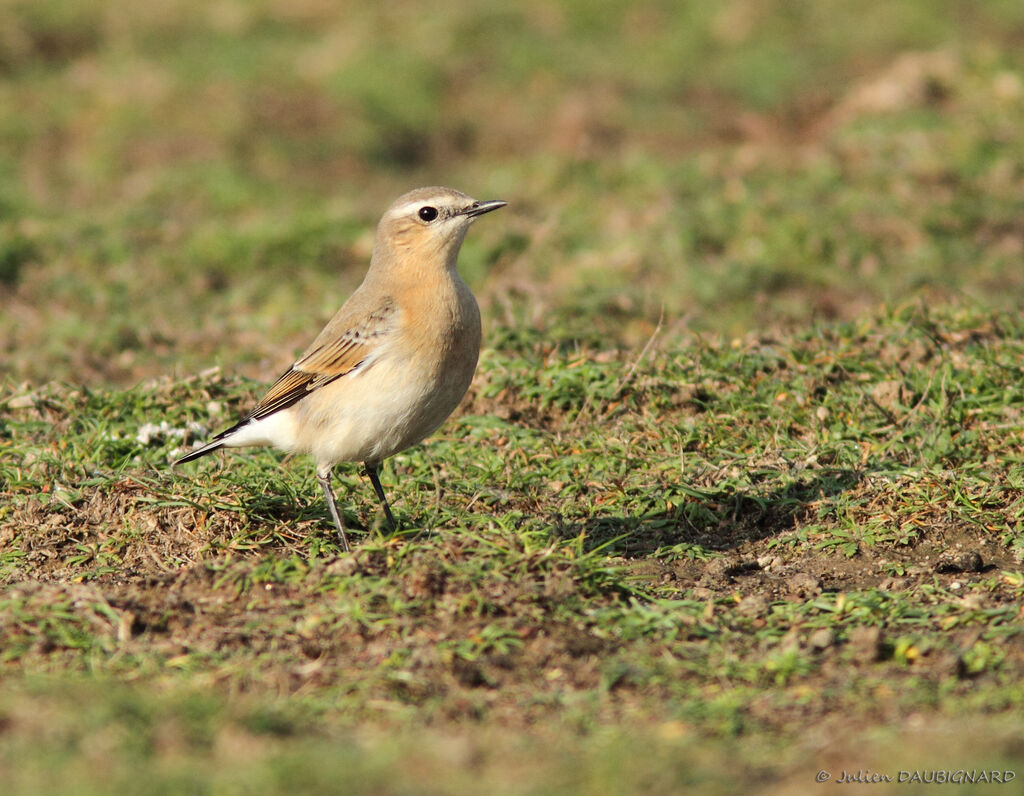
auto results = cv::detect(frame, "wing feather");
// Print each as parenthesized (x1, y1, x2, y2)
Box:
(243, 295, 397, 422)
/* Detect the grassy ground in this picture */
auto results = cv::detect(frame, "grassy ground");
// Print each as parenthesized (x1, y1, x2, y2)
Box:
(2, 1, 1024, 792)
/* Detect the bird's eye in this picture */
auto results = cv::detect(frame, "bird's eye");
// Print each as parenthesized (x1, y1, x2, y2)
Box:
(418, 206, 439, 222)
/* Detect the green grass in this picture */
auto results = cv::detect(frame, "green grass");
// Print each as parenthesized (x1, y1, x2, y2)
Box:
(3, 0, 1024, 792)
(4, 307, 1024, 791)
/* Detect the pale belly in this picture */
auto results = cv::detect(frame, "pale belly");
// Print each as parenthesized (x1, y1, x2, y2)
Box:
(290, 343, 478, 467)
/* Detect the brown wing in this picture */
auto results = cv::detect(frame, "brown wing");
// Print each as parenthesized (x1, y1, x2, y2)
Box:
(244, 296, 397, 422)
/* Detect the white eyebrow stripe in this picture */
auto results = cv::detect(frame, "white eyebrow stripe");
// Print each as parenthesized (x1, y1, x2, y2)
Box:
(390, 197, 464, 219)
(393, 199, 439, 217)
(391, 200, 423, 216)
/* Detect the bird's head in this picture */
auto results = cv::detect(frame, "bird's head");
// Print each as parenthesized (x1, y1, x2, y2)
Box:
(372, 186, 506, 271)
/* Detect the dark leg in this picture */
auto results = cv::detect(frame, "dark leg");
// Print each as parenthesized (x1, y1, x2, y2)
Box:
(364, 463, 397, 532)
(317, 470, 351, 552)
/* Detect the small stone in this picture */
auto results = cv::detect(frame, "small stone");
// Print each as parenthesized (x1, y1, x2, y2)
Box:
(702, 556, 760, 582)
(847, 625, 883, 662)
(787, 572, 822, 597)
(701, 557, 735, 582)
(736, 594, 768, 618)
(326, 556, 359, 576)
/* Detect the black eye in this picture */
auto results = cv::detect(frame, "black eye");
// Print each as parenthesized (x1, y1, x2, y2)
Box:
(418, 206, 438, 222)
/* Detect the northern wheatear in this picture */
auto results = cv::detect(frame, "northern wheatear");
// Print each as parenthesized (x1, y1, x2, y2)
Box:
(175, 187, 506, 550)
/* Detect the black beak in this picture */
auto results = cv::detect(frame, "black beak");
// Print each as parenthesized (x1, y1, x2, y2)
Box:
(462, 199, 507, 218)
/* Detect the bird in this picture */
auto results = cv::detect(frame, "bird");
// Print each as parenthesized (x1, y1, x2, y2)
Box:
(174, 186, 506, 551)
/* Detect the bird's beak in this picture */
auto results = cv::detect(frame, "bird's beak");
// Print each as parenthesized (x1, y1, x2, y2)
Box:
(462, 199, 507, 218)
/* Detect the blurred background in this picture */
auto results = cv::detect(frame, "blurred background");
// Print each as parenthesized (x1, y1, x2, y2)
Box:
(1, 0, 1022, 386)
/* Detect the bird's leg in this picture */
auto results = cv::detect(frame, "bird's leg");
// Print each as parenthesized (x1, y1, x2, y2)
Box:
(364, 463, 398, 533)
(317, 469, 351, 552)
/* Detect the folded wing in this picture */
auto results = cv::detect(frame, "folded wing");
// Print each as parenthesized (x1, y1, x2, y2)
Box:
(246, 296, 397, 422)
